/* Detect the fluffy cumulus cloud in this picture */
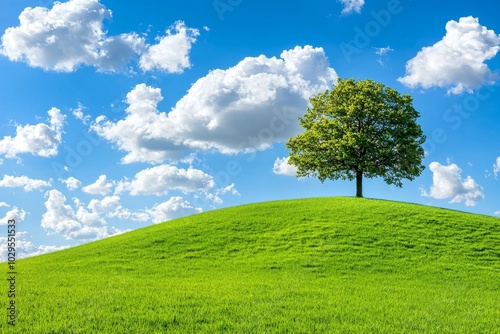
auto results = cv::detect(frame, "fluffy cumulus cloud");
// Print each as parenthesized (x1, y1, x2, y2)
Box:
(340, 0, 365, 14)
(273, 157, 298, 177)
(399, 16, 500, 94)
(139, 21, 199, 73)
(93, 46, 337, 163)
(169, 45, 338, 153)
(82, 175, 113, 195)
(87, 195, 134, 220)
(118, 164, 215, 196)
(0, 232, 70, 261)
(41, 189, 199, 238)
(0, 174, 51, 191)
(0, 206, 27, 225)
(61, 177, 82, 191)
(146, 196, 202, 224)
(41, 189, 124, 240)
(92, 84, 179, 163)
(25, 244, 71, 258)
(0, 0, 145, 72)
(1, 0, 200, 73)
(421, 162, 484, 206)
(0, 108, 65, 158)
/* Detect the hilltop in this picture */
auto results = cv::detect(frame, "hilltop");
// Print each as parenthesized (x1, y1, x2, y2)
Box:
(3, 197, 499, 333)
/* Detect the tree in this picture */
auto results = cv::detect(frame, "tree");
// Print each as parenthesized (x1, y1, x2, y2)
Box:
(286, 78, 426, 198)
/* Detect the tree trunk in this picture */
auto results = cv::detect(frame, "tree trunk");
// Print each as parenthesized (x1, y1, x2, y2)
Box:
(356, 170, 363, 198)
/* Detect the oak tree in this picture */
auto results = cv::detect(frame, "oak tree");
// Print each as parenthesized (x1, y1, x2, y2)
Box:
(286, 78, 426, 198)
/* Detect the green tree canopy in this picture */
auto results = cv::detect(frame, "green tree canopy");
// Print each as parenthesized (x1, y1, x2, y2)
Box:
(286, 78, 426, 198)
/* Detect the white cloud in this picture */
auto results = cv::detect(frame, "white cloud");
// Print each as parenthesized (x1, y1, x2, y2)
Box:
(27, 244, 71, 258)
(92, 84, 180, 164)
(421, 162, 484, 206)
(82, 175, 113, 195)
(139, 21, 199, 73)
(87, 195, 132, 220)
(41, 189, 123, 240)
(0, 202, 9, 207)
(0, 174, 51, 191)
(195, 183, 240, 205)
(146, 196, 202, 224)
(113, 178, 131, 196)
(375, 46, 394, 66)
(130, 212, 150, 222)
(375, 46, 394, 56)
(72, 103, 91, 124)
(340, 0, 365, 14)
(204, 192, 223, 205)
(87, 195, 120, 213)
(0, 108, 65, 158)
(493, 156, 500, 178)
(1, 0, 145, 72)
(217, 183, 240, 196)
(273, 157, 298, 177)
(0, 232, 70, 261)
(166, 45, 337, 154)
(0, 232, 35, 261)
(61, 177, 82, 191)
(76, 192, 201, 224)
(122, 164, 214, 196)
(495, 211, 500, 215)
(398, 16, 500, 94)
(0, 207, 27, 225)
(93, 46, 337, 163)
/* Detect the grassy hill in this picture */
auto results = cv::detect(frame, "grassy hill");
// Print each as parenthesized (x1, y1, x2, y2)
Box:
(2, 197, 500, 333)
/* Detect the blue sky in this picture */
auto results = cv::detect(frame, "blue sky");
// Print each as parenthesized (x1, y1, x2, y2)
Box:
(0, 0, 499, 259)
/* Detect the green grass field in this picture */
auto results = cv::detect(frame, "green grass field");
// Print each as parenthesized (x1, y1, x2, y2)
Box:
(2, 197, 500, 333)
